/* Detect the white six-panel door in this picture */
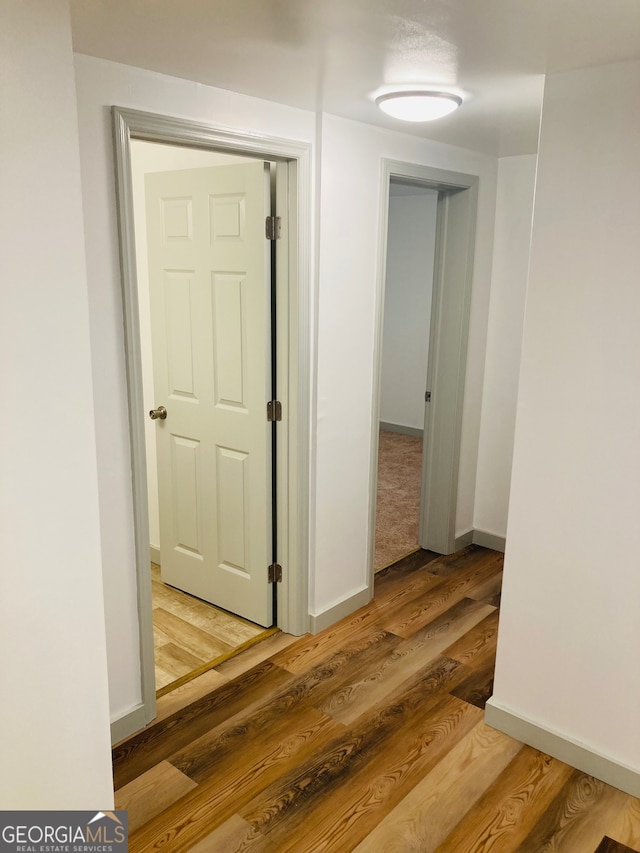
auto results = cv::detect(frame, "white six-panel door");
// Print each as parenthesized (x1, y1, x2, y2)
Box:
(145, 162, 273, 626)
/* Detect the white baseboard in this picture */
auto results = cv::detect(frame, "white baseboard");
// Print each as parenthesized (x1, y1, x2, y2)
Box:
(485, 698, 640, 798)
(454, 530, 474, 550)
(454, 529, 506, 553)
(473, 529, 506, 552)
(309, 586, 372, 634)
(111, 703, 150, 746)
(150, 545, 161, 564)
(379, 421, 424, 438)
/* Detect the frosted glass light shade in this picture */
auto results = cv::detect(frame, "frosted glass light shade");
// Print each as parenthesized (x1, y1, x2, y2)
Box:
(376, 91, 462, 122)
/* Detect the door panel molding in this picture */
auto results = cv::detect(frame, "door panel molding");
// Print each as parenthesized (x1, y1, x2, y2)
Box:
(146, 162, 274, 626)
(369, 160, 479, 586)
(111, 107, 311, 742)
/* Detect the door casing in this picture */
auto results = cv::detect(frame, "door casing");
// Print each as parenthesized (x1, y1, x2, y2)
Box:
(368, 160, 479, 581)
(111, 107, 312, 743)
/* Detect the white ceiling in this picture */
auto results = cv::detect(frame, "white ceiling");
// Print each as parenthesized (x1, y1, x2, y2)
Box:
(70, 0, 640, 157)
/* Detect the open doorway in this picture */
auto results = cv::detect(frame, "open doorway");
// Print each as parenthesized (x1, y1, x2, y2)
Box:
(375, 181, 438, 570)
(111, 107, 311, 741)
(369, 160, 478, 580)
(130, 140, 277, 694)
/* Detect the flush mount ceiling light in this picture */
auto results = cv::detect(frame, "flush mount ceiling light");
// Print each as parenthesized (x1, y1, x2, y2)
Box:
(375, 90, 462, 122)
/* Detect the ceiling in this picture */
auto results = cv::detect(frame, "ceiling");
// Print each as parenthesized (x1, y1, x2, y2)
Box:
(70, 0, 640, 157)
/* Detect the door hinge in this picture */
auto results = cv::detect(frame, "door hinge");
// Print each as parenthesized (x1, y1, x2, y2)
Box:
(267, 400, 282, 422)
(425, 391, 432, 402)
(265, 215, 281, 240)
(268, 563, 283, 583)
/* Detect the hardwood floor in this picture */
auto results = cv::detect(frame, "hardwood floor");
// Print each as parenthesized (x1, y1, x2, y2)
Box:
(115, 547, 640, 852)
(151, 563, 270, 691)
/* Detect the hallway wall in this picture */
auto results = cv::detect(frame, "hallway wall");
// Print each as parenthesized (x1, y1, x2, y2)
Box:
(0, 2, 113, 808)
(473, 154, 537, 539)
(490, 58, 640, 790)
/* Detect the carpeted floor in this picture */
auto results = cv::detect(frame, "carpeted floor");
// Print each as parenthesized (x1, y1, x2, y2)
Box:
(374, 429, 423, 570)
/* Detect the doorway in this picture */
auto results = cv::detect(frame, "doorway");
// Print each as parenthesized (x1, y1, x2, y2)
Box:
(375, 180, 438, 570)
(111, 107, 311, 741)
(369, 161, 478, 578)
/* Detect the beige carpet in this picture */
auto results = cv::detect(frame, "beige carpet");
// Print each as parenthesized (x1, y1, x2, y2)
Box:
(374, 429, 423, 570)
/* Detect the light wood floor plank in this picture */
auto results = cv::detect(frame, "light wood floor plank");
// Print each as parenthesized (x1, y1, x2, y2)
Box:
(153, 607, 233, 660)
(316, 598, 494, 725)
(152, 578, 264, 645)
(153, 669, 230, 723)
(264, 698, 482, 853)
(269, 572, 444, 675)
(150, 562, 268, 695)
(129, 710, 343, 853)
(115, 761, 198, 834)
(212, 630, 299, 679)
(434, 747, 575, 852)
(240, 665, 470, 845)
(608, 796, 640, 849)
(155, 643, 205, 679)
(353, 721, 522, 853)
(381, 552, 503, 638)
(186, 815, 277, 853)
(443, 608, 500, 664)
(519, 770, 630, 852)
(113, 661, 293, 789)
(466, 569, 503, 605)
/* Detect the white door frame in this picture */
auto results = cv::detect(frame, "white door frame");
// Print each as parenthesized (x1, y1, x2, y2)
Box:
(111, 107, 311, 739)
(368, 159, 479, 578)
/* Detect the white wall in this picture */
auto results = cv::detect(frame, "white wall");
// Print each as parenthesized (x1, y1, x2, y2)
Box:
(0, 3, 113, 808)
(130, 141, 248, 552)
(491, 59, 640, 779)
(380, 186, 438, 431)
(74, 55, 499, 724)
(473, 155, 537, 539)
(313, 113, 498, 614)
(74, 55, 317, 722)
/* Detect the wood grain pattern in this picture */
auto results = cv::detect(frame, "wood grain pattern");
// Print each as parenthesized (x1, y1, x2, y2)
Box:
(241, 660, 468, 841)
(607, 796, 640, 849)
(129, 710, 344, 853)
(115, 761, 198, 833)
(466, 569, 503, 606)
(444, 608, 500, 664)
(186, 815, 277, 853)
(153, 669, 229, 723)
(380, 551, 503, 638)
(316, 598, 494, 725)
(257, 698, 482, 853)
(450, 648, 496, 710)
(519, 770, 629, 852)
(150, 562, 267, 690)
(351, 721, 522, 853)
(153, 607, 233, 661)
(112, 546, 640, 853)
(113, 660, 293, 789)
(152, 565, 264, 644)
(434, 747, 575, 852)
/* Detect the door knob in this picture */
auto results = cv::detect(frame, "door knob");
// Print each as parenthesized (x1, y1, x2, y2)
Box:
(149, 405, 167, 421)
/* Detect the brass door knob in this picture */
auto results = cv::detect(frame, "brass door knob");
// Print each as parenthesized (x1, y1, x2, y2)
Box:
(149, 405, 167, 421)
